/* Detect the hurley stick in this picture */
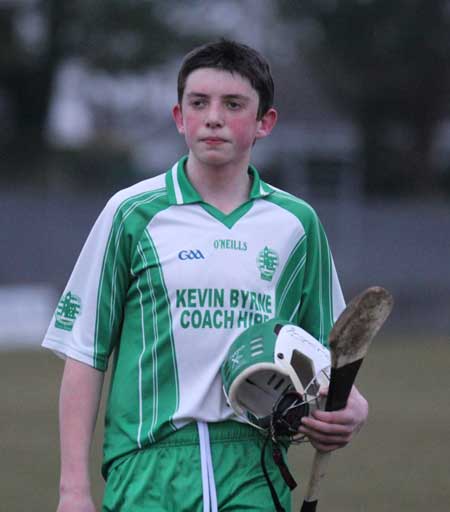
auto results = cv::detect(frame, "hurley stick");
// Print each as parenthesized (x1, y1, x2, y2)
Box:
(300, 286, 394, 512)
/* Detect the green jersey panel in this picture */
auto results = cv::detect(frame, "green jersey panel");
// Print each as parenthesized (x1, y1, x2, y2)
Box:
(267, 190, 344, 345)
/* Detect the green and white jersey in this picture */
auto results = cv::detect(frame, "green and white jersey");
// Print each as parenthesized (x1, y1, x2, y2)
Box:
(42, 156, 345, 473)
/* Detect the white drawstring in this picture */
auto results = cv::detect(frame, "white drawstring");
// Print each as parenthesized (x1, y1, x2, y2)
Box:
(197, 421, 218, 512)
(204, 424, 218, 512)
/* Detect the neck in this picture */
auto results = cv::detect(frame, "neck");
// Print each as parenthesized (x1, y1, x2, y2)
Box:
(185, 154, 252, 214)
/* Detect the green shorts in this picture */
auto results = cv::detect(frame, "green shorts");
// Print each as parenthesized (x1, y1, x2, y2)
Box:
(102, 420, 291, 511)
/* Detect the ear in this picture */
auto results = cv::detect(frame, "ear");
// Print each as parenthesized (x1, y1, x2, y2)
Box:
(172, 104, 185, 134)
(255, 108, 278, 140)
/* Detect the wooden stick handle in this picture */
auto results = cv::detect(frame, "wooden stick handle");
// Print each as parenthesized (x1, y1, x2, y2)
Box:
(303, 451, 331, 502)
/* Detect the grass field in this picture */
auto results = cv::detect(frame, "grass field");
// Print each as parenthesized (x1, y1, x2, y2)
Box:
(2, 334, 449, 511)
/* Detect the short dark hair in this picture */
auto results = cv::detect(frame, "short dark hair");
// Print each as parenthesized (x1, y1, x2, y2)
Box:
(177, 40, 274, 119)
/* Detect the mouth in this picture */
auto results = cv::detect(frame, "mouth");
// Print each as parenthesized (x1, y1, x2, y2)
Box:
(200, 137, 228, 145)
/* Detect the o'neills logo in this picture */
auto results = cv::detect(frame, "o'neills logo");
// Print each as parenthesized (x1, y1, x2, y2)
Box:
(214, 239, 248, 251)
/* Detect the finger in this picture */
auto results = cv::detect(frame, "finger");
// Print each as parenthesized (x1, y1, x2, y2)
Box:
(310, 408, 355, 425)
(298, 425, 352, 444)
(299, 427, 352, 444)
(301, 416, 354, 435)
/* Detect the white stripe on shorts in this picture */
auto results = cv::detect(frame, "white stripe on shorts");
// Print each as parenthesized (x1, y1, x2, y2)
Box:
(197, 421, 218, 512)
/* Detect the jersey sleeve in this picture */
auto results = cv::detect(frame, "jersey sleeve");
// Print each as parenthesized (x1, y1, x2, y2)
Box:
(297, 212, 345, 346)
(42, 196, 131, 371)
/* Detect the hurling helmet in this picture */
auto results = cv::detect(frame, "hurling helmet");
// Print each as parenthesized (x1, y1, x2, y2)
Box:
(221, 318, 330, 438)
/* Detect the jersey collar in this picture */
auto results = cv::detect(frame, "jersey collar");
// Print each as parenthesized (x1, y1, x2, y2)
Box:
(166, 156, 274, 205)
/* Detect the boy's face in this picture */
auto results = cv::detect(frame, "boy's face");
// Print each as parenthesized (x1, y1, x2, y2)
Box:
(173, 68, 277, 170)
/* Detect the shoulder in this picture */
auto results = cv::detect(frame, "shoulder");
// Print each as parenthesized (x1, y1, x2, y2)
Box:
(264, 185, 321, 230)
(107, 172, 168, 215)
(87, 172, 170, 249)
(99, 172, 170, 230)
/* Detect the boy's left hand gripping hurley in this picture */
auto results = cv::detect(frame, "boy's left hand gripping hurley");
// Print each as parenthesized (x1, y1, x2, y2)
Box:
(300, 286, 394, 512)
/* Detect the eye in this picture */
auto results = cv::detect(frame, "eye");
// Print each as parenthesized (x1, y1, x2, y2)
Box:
(190, 99, 206, 109)
(226, 100, 242, 110)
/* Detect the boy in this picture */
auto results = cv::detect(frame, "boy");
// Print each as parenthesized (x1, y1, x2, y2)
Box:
(43, 40, 368, 512)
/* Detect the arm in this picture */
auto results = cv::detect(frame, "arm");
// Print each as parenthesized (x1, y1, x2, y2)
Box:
(57, 358, 104, 512)
(298, 385, 369, 452)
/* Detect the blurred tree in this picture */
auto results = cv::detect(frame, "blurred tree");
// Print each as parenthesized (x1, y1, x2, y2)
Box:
(278, 0, 450, 196)
(0, 0, 199, 186)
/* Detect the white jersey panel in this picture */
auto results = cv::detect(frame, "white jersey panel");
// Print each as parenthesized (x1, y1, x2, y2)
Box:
(42, 208, 115, 366)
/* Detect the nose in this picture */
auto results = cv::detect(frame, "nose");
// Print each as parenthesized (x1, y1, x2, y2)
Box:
(205, 103, 224, 128)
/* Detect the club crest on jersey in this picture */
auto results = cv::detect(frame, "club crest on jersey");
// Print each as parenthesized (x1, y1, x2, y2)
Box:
(257, 246, 279, 281)
(55, 291, 82, 331)
(178, 249, 205, 261)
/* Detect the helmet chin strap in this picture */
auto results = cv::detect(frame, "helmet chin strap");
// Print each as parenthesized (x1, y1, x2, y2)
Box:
(260, 434, 291, 512)
(260, 390, 312, 512)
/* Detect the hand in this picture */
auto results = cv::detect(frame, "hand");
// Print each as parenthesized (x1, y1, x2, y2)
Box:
(296, 385, 369, 452)
(56, 490, 97, 512)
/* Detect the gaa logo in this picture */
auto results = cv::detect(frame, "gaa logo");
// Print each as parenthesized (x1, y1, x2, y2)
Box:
(55, 291, 82, 331)
(178, 249, 205, 261)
